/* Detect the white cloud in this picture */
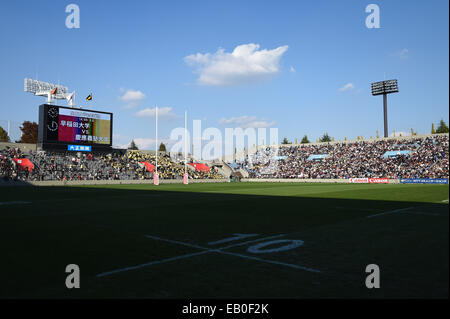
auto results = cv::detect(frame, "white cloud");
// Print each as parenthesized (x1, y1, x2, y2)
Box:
(113, 143, 129, 149)
(133, 138, 156, 150)
(338, 83, 355, 92)
(219, 115, 276, 128)
(393, 48, 409, 59)
(120, 89, 146, 108)
(112, 133, 129, 149)
(184, 43, 289, 86)
(135, 106, 176, 119)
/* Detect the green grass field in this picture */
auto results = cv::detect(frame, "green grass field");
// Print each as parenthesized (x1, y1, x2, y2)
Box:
(0, 182, 448, 298)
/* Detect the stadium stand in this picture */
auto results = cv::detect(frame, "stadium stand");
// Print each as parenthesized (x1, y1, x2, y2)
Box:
(0, 148, 224, 182)
(1, 134, 448, 182)
(239, 134, 449, 179)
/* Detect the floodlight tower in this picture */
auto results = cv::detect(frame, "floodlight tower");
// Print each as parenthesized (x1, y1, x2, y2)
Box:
(24, 78, 76, 107)
(371, 79, 399, 138)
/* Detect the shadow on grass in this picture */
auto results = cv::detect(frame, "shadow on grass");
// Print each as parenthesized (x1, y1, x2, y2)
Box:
(0, 183, 448, 298)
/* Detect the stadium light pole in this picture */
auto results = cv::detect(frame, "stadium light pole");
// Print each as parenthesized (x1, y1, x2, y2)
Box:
(24, 78, 70, 106)
(371, 79, 399, 138)
(383, 93, 388, 138)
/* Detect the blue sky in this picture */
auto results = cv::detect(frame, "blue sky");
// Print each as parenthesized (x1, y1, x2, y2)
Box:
(0, 0, 448, 149)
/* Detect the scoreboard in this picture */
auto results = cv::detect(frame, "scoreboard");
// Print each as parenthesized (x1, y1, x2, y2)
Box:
(38, 104, 113, 151)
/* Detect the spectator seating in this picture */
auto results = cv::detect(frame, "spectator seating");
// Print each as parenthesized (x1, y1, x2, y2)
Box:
(237, 134, 449, 179)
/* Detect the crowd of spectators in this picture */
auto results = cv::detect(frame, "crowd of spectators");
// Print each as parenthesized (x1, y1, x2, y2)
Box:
(2, 134, 448, 182)
(239, 134, 449, 179)
(0, 148, 224, 182)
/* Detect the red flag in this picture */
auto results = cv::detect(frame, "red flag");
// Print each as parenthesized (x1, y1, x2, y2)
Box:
(50, 87, 57, 95)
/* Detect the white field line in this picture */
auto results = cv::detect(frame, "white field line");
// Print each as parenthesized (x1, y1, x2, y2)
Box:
(144, 233, 286, 251)
(207, 234, 259, 246)
(335, 206, 382, 212)
(34, 194, 162, 203)
(219, 234, 286, 250)
(366, 207, 415, 219)
(442, 199, 449, 203)
(97, 204, 437, 278)
(97, 250, 210, 278)
(144, 235, 210, 250)
(2, 195, 163, 207)
(403, 211, 441, 217)
(97, 234, 320, 277)
(218, 250, 321, 273)
(0, 201, 32, 206)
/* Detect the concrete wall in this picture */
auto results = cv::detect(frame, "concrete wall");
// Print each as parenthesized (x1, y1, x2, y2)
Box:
(210, 160, 233, 177)
(0, 142, 37, 152)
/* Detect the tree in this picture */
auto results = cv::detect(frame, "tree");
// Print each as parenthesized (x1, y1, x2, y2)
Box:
(319, 133, 332, 143)
(281, 137, 291, 144)
(435, 119, 449, 134)
(19, 121, 38, 143)
(0, 126, 10, 142)
(300, 135, 310, 144)
(128, 140, 139, 150)
(158, 142, 167, 152)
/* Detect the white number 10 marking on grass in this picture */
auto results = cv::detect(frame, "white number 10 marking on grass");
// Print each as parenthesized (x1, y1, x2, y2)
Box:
(209, 233, 304, 254)
(208, 233, 259, 245)
(247, 240, 304, 254)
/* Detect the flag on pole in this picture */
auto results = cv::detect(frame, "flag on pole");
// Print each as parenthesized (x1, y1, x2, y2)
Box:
(66, 91, 74, 102)
(86, 93, 92, 101)
(66, 91, 75, 108)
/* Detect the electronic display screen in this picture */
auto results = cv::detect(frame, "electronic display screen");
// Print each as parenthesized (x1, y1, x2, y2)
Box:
(39, 104, 113, 147)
